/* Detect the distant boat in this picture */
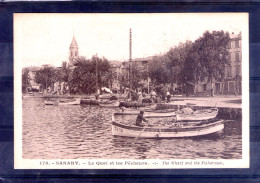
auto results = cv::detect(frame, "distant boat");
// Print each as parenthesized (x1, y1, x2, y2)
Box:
(111, 115, 224, 138)
(44, 100, 57, 105)
(22, 92, 34, 98)
(119, 101, 153, 108)
(59, 98, 81, 105)
(99, 100, 120, 108)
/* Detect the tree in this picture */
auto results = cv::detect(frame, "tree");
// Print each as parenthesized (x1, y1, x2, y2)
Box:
(148, 55, 169, 85)
(22, 68, 30, 93)
(60, 61, 71, 82)
(131, 61, 149, 90)
(69, 57, 95, 94)
(165, 41, 193, 86)
(34, 67, 56, 90)
(191, 31, 230, 95)
(69, 56, 113, 94)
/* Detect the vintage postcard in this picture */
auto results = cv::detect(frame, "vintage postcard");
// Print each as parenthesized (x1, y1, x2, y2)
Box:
(14, 13, 249, 169)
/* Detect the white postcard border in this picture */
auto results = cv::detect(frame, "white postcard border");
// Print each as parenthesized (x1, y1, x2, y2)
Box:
(14, 13, 249, 169)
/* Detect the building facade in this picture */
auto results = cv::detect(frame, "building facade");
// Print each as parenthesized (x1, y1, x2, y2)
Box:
(120, 57, 153, 92)
(223, 32, 242, 95)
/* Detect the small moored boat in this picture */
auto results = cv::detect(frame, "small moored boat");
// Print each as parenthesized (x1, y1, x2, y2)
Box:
(114, 107, 217, 120)
(111, 115, 224, 138)
(44, 100, 57, 105)
(114, 109, 176, 118)
(99, 100, 120, 108)
(58, 98, 81, 105)
(23, 92, 34, 98)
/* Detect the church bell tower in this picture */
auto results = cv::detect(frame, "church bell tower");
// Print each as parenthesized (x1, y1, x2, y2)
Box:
(69, 35, 79, 66)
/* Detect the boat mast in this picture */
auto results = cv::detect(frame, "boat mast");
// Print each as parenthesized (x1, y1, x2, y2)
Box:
(129, 28, 132, 98)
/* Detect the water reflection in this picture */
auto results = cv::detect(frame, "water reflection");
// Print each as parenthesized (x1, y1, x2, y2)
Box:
(22, 97, 242, 159)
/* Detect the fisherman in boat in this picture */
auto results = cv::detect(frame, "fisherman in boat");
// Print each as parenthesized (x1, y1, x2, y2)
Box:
(136, 110, 148, 127)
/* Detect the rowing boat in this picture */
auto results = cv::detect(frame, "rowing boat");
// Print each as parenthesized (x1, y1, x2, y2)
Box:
(114, 108, 218, 121)
(114, 110, 176, 118)
(44, 100, 57, 105)
(99, 100, 120, 107)
(111, 115, 224, 138)
(58, 98, 81, 105)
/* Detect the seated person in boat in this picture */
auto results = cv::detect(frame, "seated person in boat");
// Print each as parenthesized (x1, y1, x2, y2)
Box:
(136, 110, 148, 127)
(179, 107, 193, 114)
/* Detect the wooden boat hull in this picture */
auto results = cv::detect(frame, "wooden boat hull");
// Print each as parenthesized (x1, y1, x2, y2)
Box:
(119, 101, 153, 108)
(44, 101, 55, 105)
(99, 100, 120, 107)
(114, 111, 176, 118)
(111, 117, 224, 138)
(81, 99, 99, 105)
(23, 93, 35, 98)
(176, 108, 218, 121)
(59, 98, 81, 105)
(114, 108, 218, 120)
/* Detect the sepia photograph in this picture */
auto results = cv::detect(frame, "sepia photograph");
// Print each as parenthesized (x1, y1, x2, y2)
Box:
(14, 13, 249, 169)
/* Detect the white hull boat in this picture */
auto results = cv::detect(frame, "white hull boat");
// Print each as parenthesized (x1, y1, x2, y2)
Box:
(58, 98, 81, 105)
(112, 115, 224, 138)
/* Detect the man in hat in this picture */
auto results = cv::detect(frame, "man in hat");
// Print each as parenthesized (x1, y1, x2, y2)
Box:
(136, 110, 148, 127)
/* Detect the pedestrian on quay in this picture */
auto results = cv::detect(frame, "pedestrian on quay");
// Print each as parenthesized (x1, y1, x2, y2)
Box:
(167, 91, 171, 102)
(150, 90, 157, 103)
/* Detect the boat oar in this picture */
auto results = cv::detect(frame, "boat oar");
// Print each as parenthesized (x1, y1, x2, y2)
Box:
(135, 123, 148, 139)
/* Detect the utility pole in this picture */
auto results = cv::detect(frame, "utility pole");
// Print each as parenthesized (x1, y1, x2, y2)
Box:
(147, 63, 149, 94)
(95, 54, 99, 94)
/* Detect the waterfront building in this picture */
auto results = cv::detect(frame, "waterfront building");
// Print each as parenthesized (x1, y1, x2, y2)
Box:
(223, 32, 242, 95)
(121, 56, 153, 92)
(109, 61, 122, 92)
(23, 66, 41, 92)
(23, 65, 54, 92)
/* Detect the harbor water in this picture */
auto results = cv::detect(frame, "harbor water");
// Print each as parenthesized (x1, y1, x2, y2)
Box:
(22, 97, 242, 159)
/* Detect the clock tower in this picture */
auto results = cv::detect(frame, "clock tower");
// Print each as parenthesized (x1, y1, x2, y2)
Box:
(69, 35, 79, 66)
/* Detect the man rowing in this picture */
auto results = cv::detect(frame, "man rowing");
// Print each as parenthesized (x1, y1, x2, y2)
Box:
(136, 110, 148, 127)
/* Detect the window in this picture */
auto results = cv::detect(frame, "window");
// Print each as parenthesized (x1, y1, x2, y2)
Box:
(75, 51, 78, 57)
(235, 40, 239, 48)
(228, 42, 231, 49)
(224, 82, 228, 91)
(71, 51, 73, 57)
(228, 66, 232, 77)
(231, 41, 235, 48)
(235, 52, 240, 62)
(228, 52, 231, 62)
(236, 66, 240, 76)
(228, 81, 235, 91)
(203, 84, 207, 91)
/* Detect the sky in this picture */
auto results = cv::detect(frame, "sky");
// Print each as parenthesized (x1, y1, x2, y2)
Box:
(14, 13, 248, 68)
